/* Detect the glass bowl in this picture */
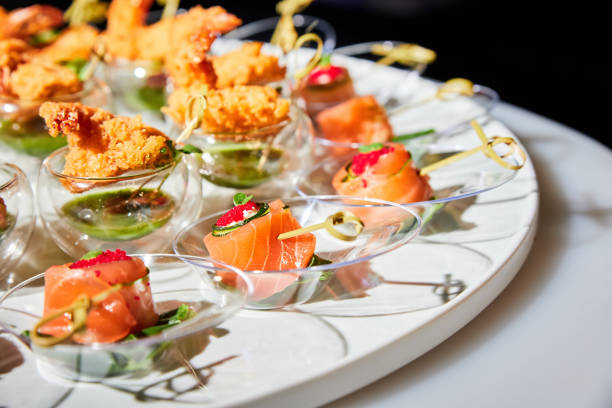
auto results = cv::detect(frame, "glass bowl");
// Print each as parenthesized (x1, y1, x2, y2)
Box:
(0, 163, 35, 288)
(99, 57, 168, 118)
(0, 254, 251, 381)
(0, 78, 111, 157)
(314, 80, 499, 153)
(167, 104, 314, 189)
(173, 195, 422, 310)
(37, 148, 202, 258)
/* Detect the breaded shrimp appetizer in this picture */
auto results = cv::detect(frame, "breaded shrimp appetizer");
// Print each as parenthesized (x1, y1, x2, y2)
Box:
(0, 5, 64, 40)
(165, 31, 217, 89)
(34, 25, 100, 62)
(211, 42, 286, 88)
(39, 102, 174, 181)
(9, 62, 82, 100)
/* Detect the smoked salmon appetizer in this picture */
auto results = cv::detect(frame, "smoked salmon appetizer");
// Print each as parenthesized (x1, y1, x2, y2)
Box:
(316, 95, 393, 145)
(332, 142, 433, 204)
(38, 249, 157, 344)
(301, 56, 356, 117)
(204, 194, 318, 301)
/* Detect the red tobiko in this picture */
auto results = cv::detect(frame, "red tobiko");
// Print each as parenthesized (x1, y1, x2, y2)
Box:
(350, 146, 395, 176)
(215, 201, 259, 227)
(70, 249, 132, 269)
(308, 65, 347, 86)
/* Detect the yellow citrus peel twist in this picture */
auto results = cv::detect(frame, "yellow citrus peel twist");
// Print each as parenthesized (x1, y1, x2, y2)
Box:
(372, 43, 437, 68)
(271, 0, 314, 54)
(292, 33, 324, 81)
(277, 211, 364, 241)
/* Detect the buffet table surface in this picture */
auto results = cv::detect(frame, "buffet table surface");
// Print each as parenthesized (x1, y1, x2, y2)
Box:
(327, 102, 612, 408)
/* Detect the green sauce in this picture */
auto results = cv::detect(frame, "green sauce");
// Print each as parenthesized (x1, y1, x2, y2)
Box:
(124, 85, 166, 112)
(61, 188, 175, 241)
(200, 144, 284, 188)
(0, 119, 66, 157)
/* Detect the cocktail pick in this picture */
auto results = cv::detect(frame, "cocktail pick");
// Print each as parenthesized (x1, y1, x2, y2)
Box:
(157, 0, 180, 20)
(292, 33, 324, 81)
(372, 43, 437, 68)
(78, 38, 105, 82)
(176, 94, 207, 144)
(419, 120, 527, 175)
(387, 77, 476, 117)
(271, 0, 314, 54)
(277, 211, 364, 241)
(64, 0, 108, 26)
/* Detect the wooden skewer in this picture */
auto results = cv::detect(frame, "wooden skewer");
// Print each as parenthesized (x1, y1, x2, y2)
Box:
(176, 95, 206, 144)
(419, 120, 527, 175)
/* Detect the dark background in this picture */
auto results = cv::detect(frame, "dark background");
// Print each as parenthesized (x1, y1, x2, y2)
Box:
(5, 0, 610, 148)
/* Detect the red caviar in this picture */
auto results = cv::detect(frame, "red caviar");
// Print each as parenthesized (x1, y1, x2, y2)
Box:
(308, 65, 347, 86)
(351, 146, 395, 176)
(215, 201, 259, 227)
(70, 249, 132, 269)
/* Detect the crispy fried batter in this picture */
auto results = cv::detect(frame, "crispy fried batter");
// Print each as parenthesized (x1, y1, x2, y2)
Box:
(1, 5, 64, 40)
(9, 62, 82, 100)
(0, 39, 32, 70)
(201, 86, 290, 134)
(211, 42, 286, 88)
(39, 102, 174, 180)
(103, 0, 153, 59)
(165, 31, 217, 89)
(34, 25, 99, 62)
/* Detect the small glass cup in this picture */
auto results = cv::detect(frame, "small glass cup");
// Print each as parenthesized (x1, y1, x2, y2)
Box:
(38, 148, 202, 258)
(0, 163, 35, 288)
(0, 254, 251, 381)
(173, 195, 422, 310)
(168, 104, 314, 190)
(0, 78, 111, 157)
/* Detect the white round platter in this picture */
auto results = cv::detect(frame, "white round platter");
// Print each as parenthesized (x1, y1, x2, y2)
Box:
(0, 43, 538, 408)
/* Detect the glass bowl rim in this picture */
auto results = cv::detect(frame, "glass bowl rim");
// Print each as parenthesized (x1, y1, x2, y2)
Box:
(43, 146, 176, 182)
(295, 151, 519, 206)
(0, 77, 110, 105)
(0, 253, 252, 352)
(0, 163, 21, 192)
(314, 83, 499, 149)
(173, 194, 423, 274)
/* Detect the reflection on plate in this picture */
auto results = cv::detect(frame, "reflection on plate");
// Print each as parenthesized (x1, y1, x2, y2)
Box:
(295, 243, 491, 316)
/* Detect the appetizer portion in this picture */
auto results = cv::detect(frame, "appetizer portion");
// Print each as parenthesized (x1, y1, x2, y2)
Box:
(316, 95, 393, 145)
(33, 249, 198, 346)
(301, 55, 355, 117)
(39, 102, 174, 179)
(0, 5, 64, 42)
(211, 42, 286, 88)
(204, 195, 315, 271)
(333, 142, 432, 204)
(37, 103, 195, 244)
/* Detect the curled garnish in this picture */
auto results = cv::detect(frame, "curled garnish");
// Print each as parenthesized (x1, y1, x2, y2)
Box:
(64, 0, 108, 26)
(31, 284, 122, 347)
(176, 94, 207, 144)
(371, 43, 437, 68)
(293, 33, 324, 81)
(419, 120, 526, 175)
(435, 78, 475, 99)
(271, 0, 314, 53)
(277, 211, 364, 241)
(77, 38, 105, 82)
(157, 0, 180, 20)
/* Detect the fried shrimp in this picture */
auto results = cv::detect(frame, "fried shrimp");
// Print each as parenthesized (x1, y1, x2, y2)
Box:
(39, 102, 174, 181)
(1, 5, 64, 40)
(103, 0, 153, 59)
(211, 42, 286, 88)
(9, 62, 82, 100)
(199, 86, 290, 136)
(165, 31, 217, 89)
(34, 25, 100, 62)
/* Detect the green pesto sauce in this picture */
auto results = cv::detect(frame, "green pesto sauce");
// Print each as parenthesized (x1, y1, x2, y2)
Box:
(200, 144, 284, 189)
(0, 119, 66, 157)
(124, 85, 167, 112)
(61, 188, 175, 241)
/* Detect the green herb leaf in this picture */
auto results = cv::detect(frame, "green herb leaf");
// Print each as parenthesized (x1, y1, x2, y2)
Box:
(318, 54, 332, 67)
(179, 144, 203, 154)
(60, 58, 89, 81)
(391, 128, 436, 142)
(138, 304, 195, 337)
(29, 28, 61, 47)
(358, 142, 384, 153)
(233, 193, 253, 206)
(80, 250, 103, 260)
(308, 254, 332, 267)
